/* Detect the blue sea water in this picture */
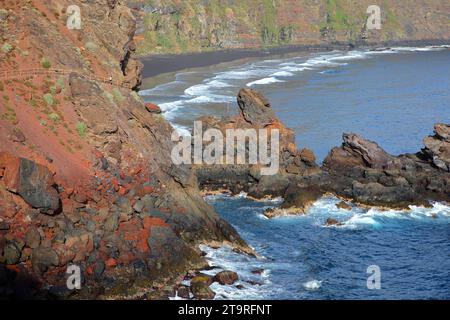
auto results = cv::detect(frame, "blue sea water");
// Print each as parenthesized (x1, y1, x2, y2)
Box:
(141, 46, 450, 300)
(201, 195, 449, 300)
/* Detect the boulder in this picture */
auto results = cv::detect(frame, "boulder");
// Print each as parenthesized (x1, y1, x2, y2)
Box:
(145, 103, 162, 114)
(214, 270, 239, 285)
(32, 247, 59, 272)
(0, 152, 61, 214)
(336, 201, 352, 210)
(237, 88, 276, 125)
(190, 282, 215, 300)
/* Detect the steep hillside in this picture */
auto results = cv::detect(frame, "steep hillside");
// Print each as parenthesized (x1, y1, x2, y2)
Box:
(0, 0, 246, 299)
(132, 0, 450, 55)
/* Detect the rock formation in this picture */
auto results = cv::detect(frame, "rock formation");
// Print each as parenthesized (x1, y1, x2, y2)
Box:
(196, 89, 449, 216)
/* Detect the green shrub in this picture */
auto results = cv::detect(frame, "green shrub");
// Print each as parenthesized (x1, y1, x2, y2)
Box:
(50, 86, 57, 94)
(112, 88, 125, 102)
(41, 58, 51, 69)
(0, 81, 3, 91)
(48, 113, 60, 123)
(1, 43, 13, 54)
(76, 122, 87, 137)
(43, 93, 54, 106)
(56, 78, 65, 90)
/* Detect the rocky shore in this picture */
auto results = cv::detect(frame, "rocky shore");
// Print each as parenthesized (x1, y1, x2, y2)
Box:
(195, 89, 450, 217)
(1, 1, 449, 300)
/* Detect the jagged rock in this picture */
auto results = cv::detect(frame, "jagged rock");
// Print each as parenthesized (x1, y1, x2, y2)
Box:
(145, 103, 162, 114)
(237, 88, 276, 125)
(0, 152, 60, 214)
(336, 201, 352, 210)
(25, 228, 41, 249)
(177, 285, 191, 299)
(423, 123, 450, 172)
(324, 133, 394, 170)
(32, 247, 59, 273)
(326, 218, 343, 226)
(214, 270, 239, 285)
(190, 282, 215, 300)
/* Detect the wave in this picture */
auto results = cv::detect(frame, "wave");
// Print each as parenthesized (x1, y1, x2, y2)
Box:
(271, 71, 295, 77)
(247, 77, 285, 87)
(303, 280, 322, 291)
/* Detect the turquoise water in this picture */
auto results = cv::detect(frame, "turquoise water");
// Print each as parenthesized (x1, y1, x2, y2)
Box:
(141, 46, 450, 300)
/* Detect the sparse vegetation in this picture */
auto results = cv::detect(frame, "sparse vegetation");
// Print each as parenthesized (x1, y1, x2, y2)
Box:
(76, 122, 88, 137)
(1, 42, 13, 54)
(48, 112, 60, 123)
(113, 88, 125, 103)
(43, 93, 54, 106)
(41, 57, 51, 69)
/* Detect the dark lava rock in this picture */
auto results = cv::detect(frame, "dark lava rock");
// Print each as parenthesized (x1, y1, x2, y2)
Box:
(32, 247, 59, 273)
(177, 285, 190, 299)
(191, 282, 215, 300)
(214, 270, 239, 285)
(237, 88, 276, 125)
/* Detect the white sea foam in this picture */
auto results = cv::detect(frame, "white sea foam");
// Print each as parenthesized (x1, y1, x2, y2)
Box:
(247, 77, 284, 87)
(271, 71, 295, 77)
(303, 280, 322, 291)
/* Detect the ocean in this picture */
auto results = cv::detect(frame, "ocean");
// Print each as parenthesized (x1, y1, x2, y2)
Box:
(140, 46, 450, 300)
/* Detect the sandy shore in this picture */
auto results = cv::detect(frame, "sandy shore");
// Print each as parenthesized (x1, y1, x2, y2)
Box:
(139, 40, 449, 79)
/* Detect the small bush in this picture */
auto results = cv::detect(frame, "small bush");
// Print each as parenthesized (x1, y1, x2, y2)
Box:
(112, 88, 125, 103)
(43, 93, 54, 106)
(0, 81, 3, 91)
(50, 86, 57, 94)
(1, 43, 13, 54)
(48, 113, 60, 123)
(56, 78, 65, 90)
(76, 122, 87, 137)
(41, 58, 51, 69)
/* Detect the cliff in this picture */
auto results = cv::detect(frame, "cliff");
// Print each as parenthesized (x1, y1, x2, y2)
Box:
(0, 0, 246, 299)
(133, 0, 450, 55)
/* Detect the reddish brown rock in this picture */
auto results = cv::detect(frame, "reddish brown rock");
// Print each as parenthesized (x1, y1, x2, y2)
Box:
(145, 103, 162, 114)
(214, 270, 239, 285)
(0, 152, 60, 214)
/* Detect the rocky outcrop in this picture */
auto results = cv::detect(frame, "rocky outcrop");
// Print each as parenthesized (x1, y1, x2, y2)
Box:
(322, 131, 450, 208)
(195, 88, 321, 199)
(423, 123, 450, 172)
(195, 89, 449, 215)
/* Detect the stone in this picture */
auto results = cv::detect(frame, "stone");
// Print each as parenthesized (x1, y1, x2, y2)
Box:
(145, 103, 162, 114)
(0, 153, 61, 214)
(214, 270, 239, 285)
(177, 285, 190, 299)
(133, 200, 144, 213)
(1, 242, 21, 264)
(326, 218, 343, 226)
(32, 247, 59, 272)
(190, 274, 214, 287)
(336, 201, 352, 210)
(190, 282, 215, 300)
(25, 228, 41, 249)
(104, 211, 120, 232)
(237, 88, 276, 125)
(0, 221, 10, 230)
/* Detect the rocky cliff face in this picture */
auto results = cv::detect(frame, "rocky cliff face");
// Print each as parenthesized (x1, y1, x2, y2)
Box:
(0, 0, 246, 299)
(133, 0, 450, 55)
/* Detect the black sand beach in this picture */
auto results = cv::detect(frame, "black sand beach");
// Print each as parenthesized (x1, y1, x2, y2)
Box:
(139, 40, 448, 79)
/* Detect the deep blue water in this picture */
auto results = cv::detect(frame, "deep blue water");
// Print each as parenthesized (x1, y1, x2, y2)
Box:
(141, 46, 450, 300)
(203, 196, 450, 300)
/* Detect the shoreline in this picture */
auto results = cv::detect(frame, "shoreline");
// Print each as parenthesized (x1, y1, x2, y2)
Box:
(139, 39, 449, 79)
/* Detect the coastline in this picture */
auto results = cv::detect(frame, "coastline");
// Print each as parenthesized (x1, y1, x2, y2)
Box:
(139, 39, 449, 79)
